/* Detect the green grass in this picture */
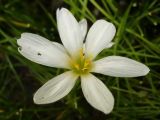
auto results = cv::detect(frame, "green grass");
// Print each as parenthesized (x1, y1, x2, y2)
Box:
(0, 0, 160, 119)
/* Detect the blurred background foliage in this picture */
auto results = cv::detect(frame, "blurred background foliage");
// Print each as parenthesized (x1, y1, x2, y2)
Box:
(0, 0, 160, 119)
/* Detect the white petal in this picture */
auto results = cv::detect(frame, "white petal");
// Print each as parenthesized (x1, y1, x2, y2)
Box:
(79, 19, 87, 40)
(56, 8, 60, 18)
(81, 74, 114, 114)
(105, 42, 114, 49)
(83, 42, 113, 54)
(57, 8, 83, 57)
(34, 71, 78, 104)
(17, 33, 70, 68)
(52, 42, 66, 53)
(85, 20, 116, 59)
(92, 56, 150, 77)
(83, 43, 86, 54)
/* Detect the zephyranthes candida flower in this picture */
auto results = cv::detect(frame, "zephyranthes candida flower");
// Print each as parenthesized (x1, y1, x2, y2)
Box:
(17, 8, 149, 114)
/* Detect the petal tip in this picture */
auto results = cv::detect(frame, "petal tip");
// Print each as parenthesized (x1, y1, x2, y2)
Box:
(59, 7, 69, 13)
(17, 32, 35, 45)
(98, 19, 116, 34)
(33, 92, 47, 105)
(81, 74, 115, 114)
(143, 66, 150, 75)
(17, 38, 21, 45)
(103, 107, 114, 114)
(33, 94, 41, 104)
(21, 32, 31, 37)
(80, 18, 87, 23)
(56, 8, 60, 15)
(17, 33, 26, 45)
(103, 94, 114, 114)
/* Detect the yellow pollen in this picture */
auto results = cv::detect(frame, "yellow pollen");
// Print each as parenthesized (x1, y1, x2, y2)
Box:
(69, 49, 92, 75)
(84, 60, 90, 67)
(74, 64, 80, 70)
(80, 49, 84, 59)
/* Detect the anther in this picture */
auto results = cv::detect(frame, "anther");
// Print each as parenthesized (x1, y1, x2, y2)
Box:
(74, 64, 79, 70)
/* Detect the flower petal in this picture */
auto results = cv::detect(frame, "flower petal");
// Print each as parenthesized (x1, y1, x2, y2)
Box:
(57, 8, 83, 57)
(17, 33, 70, 68)
(85, 20, 116, 59)
(92, 56, 150, 77)
(34, 71, 78, 104)
(79, 19, 87, 40)
(52, 42, 66, 53)
(81, 74, 114, 114)
(83, 42, 114, 55)
(105, 42, 114, 49)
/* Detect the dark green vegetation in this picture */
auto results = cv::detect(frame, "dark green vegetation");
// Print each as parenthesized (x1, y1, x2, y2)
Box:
(0, 0, 160, 119)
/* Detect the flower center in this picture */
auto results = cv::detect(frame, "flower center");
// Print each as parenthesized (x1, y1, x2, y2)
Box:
(69, 49, 92, 75)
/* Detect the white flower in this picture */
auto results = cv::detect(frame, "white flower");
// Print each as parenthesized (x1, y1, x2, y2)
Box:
(17, 8, 150, 114)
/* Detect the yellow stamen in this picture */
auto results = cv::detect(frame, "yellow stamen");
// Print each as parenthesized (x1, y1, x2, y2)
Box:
(69, 49, 92, 75)
(84, 60, 90, 67)
(74, 64, 80, 70)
